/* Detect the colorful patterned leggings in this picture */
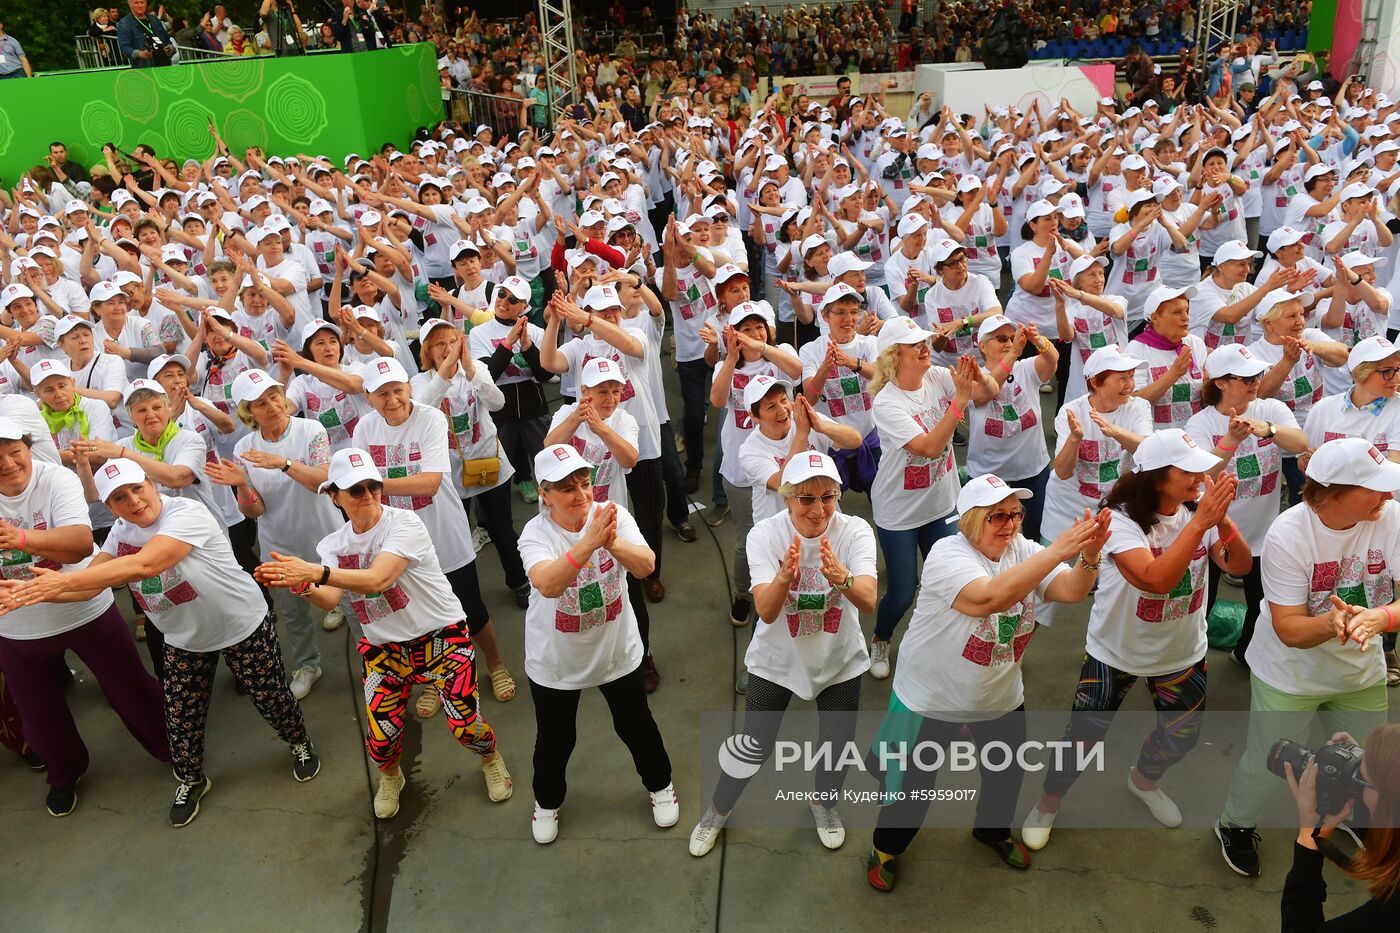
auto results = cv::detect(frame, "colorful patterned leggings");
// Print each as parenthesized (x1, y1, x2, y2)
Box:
(164, 615, 310, 784)
(359, 623, 495, 769)
(1041, 652, 1208, 798)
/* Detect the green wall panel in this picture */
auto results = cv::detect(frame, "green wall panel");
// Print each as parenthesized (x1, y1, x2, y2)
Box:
(0, 45, 439, 183)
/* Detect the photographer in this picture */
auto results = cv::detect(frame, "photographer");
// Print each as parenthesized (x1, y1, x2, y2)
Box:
(258, 0, 306, 57)
(1281, 725, 1400, 931)
(336, 0, 392, 52)
(116, 0, 175, 68)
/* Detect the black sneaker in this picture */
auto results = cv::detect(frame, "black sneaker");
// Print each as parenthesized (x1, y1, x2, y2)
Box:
(170, 776, 212, 828)
(730, 597, 752, 627)
(45, 780, 79, 817)
(1229, 646, 1250, 669)
(291, 742, 321, 782)
(1215, 820, 1261, 877)
(23, 750, 45, 771)
(513, 584, 531, 610)
(670, 520, 698, 543)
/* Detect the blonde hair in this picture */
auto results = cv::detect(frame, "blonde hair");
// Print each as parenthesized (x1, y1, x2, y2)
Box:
(1353, 355, 1400, 383)
(1256, 296, 1301, 325)
(958, 505, 991, 539)
(867, 344, 902, 395)
(235, 386, 294, 428)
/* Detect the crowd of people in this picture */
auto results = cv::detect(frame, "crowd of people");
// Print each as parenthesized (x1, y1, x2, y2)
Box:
(4, 2, 1400, 923)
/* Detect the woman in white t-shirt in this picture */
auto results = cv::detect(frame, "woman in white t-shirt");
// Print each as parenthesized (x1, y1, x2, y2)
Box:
(967, 316, 1057, 541)
(1106, 193, 1188, 324)
(1050, 255, 1129, 399)
(1185, 344, 1307, 664)
(516, 445, 675, 845)
(1305, 336, 1400, 470)
(275, 320, 372, 452)
(350, 357, 514, 702)
(867, 317, 994, 679)
(256, 447, 513, 822)
(1130, 285, 1210, 430)
(1318, 253, 1393, 397)
(1021, 431, 1252, 851)
(867, 476, 1109, 890)
(922, 240, 1002, 368)
(798, 284, 881, 492)
(1216, 438, 1398, 879)
(689, 452, 877, 859)
(13, 460, 317, 828)
(0, 424, 168, 818)
(1248, 289, 1350, 505)
(1004, 199, 1085, 336)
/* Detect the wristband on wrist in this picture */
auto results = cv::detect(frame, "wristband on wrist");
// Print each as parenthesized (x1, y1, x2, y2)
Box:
(948, 401, 964, 421)
(318, 565, 331, 586)
(1219, 523, 1238, 549)
(17, 530, 26, 550)
(1218, 443, 1238, 452)
(997, 360, 1012, 374)
(564, 548, 584, 570)
(290, 581, 311, 596)
(1384, 604, 1396, 634)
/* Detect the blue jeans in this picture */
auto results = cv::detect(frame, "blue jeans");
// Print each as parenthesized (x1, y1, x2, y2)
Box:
(875, 513, 957, 641)
(677, 358, 711, 475)
(658, 421, 690, 527)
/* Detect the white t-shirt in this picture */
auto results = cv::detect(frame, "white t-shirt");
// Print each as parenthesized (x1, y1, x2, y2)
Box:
(556, 332, 662, 461)
(1249, 501, 1396, 695)
(352, 403, 473, 573)
(799, 334, 878, 438)
(410, 366, 514, 498)
(1087, 507, 1216, 677)
(870, 367, 960, 531)
(894, 533, 1067, 720)
(745, 510, 875, 701)
(1320, 293, 1392, 397)
(518, 502, 647, 690)
(316, 506, 467, 645)
(1183, 399, 1298, 544)
(1246, 330, 1330, 429)
(1190, 276, 1254, 350)
(1130, 333, 1208, 429)
(1064, 294, 1130, 398)
(287, 371, 371, 452)
(0, 463, 114, 640)
(739, 423, 832, 523)
(1042, 396, 1152, 541)
(102, 496, 263, 652)
(966, 357, 1050, 480)
(546, 405, 639, 508)
(116, 428, 225, 530)
(921, 273, 1000, 366)
(1005, 241, 1076, 332)
(1305, 393, 1400, 454)
(671, 250, 719, 363)
(234, 417, 339, 557)
(715, 347, 796, 486)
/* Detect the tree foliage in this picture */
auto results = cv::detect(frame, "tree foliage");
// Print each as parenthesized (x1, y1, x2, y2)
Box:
(19, 3, 265, 74)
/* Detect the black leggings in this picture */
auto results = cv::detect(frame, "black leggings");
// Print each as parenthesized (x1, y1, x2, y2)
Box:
(445, 562, 491, 635)
(625, 456, 665, 580)
(1207, 556, 1264, 657)
(468, 482, 528, 591)
(528, 663, 671, 809)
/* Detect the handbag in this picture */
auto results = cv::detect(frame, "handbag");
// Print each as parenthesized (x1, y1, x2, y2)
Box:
(460, 441, 501, 488)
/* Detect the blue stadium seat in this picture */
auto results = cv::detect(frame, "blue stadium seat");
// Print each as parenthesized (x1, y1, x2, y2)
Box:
(1044, 40, 1064, 59)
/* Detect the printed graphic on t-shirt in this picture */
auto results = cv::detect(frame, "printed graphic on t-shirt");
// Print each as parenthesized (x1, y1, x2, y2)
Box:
(1135, 543, 1207, 623)
(1322, 430, 1389, 452)
(0, 516, 61, 579)
(984, 380, 1037, 438)
(784, 565, 843, 638)
(568, 434, 615, 502)
(440, 394, 481, 451)
(930, 305, 976, 357)
(1205, 318, 1242, 350)
(729, 370, 753, 429)
(961, 598, 1035, 667)
(905, 408, 955, 489)
(490, 337, 529, 378)
(1307, 551, 1394, 615)
(116, 541, 199, 615)
(1276, 356, 1323, 415)
(1073, 312, 1112, 361)
(1121, 238, 1158, 286)
(677, 277, 718, 321)
(821, 363, 870, 418)
(555, 548, 624, 632)
(1147, 362, 1201, 426)
(368, 443, 433, 510)
(1211, 433, 1279, 499)
(337, 551, 411, 624)
(304, 390, 358, 446)
(1076, 438, 1126, 499)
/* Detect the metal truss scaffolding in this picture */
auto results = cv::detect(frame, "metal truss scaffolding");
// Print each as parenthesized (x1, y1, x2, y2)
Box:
(539, 0, 579, 134)
(1193, 0, 1242, 59)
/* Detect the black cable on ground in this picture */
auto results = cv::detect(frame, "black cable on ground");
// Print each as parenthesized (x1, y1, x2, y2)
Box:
(346, 625, 382, 933)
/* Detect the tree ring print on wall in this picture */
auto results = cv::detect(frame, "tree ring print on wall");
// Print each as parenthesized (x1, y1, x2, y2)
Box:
(264, 74, 328, 145)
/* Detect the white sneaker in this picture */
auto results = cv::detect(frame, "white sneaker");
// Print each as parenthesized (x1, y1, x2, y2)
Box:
(809, 802, 845, 850)
(869, 639, 891, 679)
(321, 608, 345, 632)
(374, 770, 406, 819)
(482, 754, 513, 802)
(471, 526, 492, 554)
(1126, 770, 1182, 827)
(532, 802, 560, 844)
(688, 804, 728, 857)
(650, 783, 680, 828)
(289, 666, 322, 700)
(1021, 806, 1057, 850)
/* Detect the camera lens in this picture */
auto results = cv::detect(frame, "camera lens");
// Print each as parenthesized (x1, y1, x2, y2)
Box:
(1266, 738, 1313, 781)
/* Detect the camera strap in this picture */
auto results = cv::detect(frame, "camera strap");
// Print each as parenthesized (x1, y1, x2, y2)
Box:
(1312, 822, 1355, 870)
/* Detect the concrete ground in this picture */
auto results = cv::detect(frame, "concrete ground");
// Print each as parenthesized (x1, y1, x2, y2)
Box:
(1, 357, 1384, 933)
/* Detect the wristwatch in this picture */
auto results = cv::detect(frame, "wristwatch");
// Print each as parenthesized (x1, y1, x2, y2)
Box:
(281, 458, 293, 472)
(836, 572, 854, 591)
(1266, 422, 1277, 439)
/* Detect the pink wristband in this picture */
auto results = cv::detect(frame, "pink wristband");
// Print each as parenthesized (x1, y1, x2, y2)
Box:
(997, 360, 1012, 374)
(1219, 524, 1238, 549)
(1217, 444, 1238, 453)
(1384, 605, 1396, 634)
(564, 549, 584, 570)
(18, 530, 25, 550)
(949, 402, 964, 421)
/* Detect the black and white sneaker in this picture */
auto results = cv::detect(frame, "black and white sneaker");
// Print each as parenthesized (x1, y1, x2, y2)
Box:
(1215, 820, 1261, 877)
(730, 597, 752, 627)
(291, 742, 321, 782)
(170, 776, 212, 828)
(45, 779, 79, 817)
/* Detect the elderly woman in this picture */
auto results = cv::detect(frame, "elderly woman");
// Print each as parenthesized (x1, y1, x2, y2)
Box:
(273, 321, 371, 453)
(1130, 285, 1210, 430)
(1319, 253, 1392, 397)
(1022, 431, 1252, 850)
(1247, 288, 1349, 503)
(49, 313, 126, 415)
(0, 283, 63, 374)
(1005, 199, 1085, 338)
(866, 476, 1110, 890)
(1050, 255, 1128, 399)
(690, 451, 877, 858)
(518, 444, 675, 845)
(203, 370, 339, 701)
(1215, 438, 1399, 879)
(8, 460, 318, 827)
(1185, 345, 1308, 664)
(256, 448, 512, 820)
(867, 317, 992, 679)
(351, 357, 514, 701)
(1105, 191, 1188, 324)
(1188, 240, 1292, 350)
(0, 419, 168, 818)
(967, 315, 1057, 542)
(922, 239, 1002, 370)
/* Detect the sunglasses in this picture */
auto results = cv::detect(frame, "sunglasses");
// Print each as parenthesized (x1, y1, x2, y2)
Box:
(793, 492, 841, 508)
(503, 295, 526, 305)
(1226, 374, 1261, 385)
(987, 510, 1026, 527)
(342, 481, 383, 500)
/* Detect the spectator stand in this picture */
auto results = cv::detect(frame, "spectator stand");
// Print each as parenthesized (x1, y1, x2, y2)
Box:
(73, 33, 240, 71)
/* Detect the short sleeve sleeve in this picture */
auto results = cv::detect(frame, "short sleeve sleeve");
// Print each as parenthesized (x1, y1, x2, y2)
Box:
(380, 510, 432, 563)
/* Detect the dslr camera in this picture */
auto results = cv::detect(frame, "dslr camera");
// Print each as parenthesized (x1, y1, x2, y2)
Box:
(1268, 738, 1366, 818)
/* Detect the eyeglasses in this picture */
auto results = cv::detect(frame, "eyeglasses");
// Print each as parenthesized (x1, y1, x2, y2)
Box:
(1226, 374, 1261, 385)
(793, 492, 841, 508)
(342, 481, 383, 499)
(826, 307, 861, 318)
(987, 510, 1026, 527)
(941, 255, 968, 267)
(1374, 367, 1400, 381)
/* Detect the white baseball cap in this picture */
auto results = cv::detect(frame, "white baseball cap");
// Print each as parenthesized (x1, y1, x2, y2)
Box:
(361, 357, 410, 392)
(956, 473, 1033, 515)
(1026, 199, 1057, 222)
(1304, 163, 1336, 182)
(828, 253, 871, 278)
(94, 459, 149, 503)
(896, 214, 929, 237)
(823, 282, 863, 307)
(31, 359, 73, 385)
(713, 263, 749, 286)
(1306, 437, 1400, 491)
(1341, 252, 1386, 271)
(800, 234, 829, 256)
(876, 316, 934, 354)
(1083, 344, 1144, 378)
(230, 369, 283, 405)
(781, 450, 840, 487)
(499, 276, 532, 301)
(1121, 154, 1149, 172)
(729, 300, 775, 328)
(1340, 182, 1375, 201)
(1143, 285, 1197, 318)
(1133, 429, 1222, 473)
(147, 353, 189, 379)
(318, 447, 383, 493)
(582, 284, 624, 311)
(976, 314, 1016, 343)
(534, 443, 593, 483)
(54, 316, 94, 340)
(1213, 240, 1263, 264)
(1058, 193, 1086, 218)
(1255, 288, 1305, 319)
(1205, 344, 1268, 379)
(580, 357, 626, 388)
(1348, 335, 1400, 372)
(122, 378, 167, 405)
(0, 283, 34, 309)
(742, 374, 792, 412)
(1069, 254, 1109, 280)
(89, 281, 123, 303)
(0, 417, 29, 441)
(1267, 226, 1306, 251)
